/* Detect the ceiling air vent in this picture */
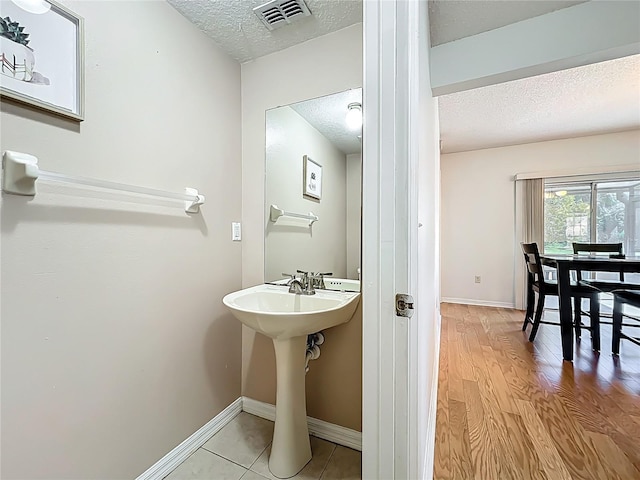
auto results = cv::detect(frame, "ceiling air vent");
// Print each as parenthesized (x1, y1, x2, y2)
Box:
(253, 0, 312, 31)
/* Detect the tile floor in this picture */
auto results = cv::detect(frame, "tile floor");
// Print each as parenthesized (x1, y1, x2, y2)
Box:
(164, 412, 361, 480)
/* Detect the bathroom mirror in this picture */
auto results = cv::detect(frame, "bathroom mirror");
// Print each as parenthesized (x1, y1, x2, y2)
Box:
(264, 88, 362, 290)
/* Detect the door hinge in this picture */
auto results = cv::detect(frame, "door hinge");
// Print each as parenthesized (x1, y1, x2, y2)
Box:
(396, 293, 414, 318)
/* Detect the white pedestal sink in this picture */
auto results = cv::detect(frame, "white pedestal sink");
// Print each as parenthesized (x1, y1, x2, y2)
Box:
(222, 284, 360, 478)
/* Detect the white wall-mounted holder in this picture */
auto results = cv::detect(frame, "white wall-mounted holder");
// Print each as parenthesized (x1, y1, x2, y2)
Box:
(270, 204, 318, 226)
(1, 151, 205, 214)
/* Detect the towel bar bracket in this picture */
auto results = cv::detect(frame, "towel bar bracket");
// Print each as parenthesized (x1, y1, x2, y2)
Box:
(184, 187, 205, 214)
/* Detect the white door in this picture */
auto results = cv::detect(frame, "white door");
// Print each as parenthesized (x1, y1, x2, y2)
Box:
(361, 1, 441, 479)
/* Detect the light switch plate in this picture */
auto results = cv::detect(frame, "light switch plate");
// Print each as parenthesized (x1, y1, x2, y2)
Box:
(232, 222, 241, 241)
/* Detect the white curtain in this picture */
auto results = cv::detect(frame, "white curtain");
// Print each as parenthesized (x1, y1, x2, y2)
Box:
(514, 178, 544, 309)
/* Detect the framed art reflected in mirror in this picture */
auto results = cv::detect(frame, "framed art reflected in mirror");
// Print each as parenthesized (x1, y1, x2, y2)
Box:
(303, 155, 322, 201)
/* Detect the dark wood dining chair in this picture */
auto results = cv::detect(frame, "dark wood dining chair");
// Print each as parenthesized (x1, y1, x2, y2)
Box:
(572, 242, 625, 287)
(572, 242, 640, 291)
(521, 242, 601, 348)
(571, 243, 625, 338)
(611, 290, 640, 355)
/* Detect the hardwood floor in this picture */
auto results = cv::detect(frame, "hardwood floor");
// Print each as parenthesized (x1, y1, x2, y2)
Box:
(434, 303, 640, 480)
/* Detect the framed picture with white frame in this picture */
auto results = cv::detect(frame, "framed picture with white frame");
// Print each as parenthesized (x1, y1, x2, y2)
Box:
(0, 0, 84, 121)
(303, 155, 322, 201)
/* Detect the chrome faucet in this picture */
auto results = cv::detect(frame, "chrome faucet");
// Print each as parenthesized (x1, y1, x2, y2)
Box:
(282, 271, 334, 295)
(281, 271, 317, 295)
(282, 273, 303, 294)
(288, 278, 304, 294)
(297, 270, 315, 295)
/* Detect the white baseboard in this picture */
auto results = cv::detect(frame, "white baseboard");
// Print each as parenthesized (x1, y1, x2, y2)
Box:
(135, 395, 362, 479)
(136, 397, 243, 480)
(242, 396, 276, 422)
(441, 297, 515, 309)
(242, 397, 362, 451)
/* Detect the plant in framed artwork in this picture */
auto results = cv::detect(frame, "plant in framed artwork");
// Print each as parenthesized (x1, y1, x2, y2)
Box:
(0, 16, 37, 83)
(303, 155, 322, 201)
(1, 17, 31, 46)
(0, 0, 84, 121)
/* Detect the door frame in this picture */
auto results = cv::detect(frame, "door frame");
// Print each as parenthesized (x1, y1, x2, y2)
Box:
(361, 0, 441, 478)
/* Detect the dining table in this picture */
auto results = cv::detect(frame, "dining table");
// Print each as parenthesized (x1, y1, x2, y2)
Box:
(539, 254, 640, 361)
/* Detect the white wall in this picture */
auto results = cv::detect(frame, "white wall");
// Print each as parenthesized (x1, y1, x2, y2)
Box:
(440, 129, 640, 308)
(241, 24, 363, 430)
(265, 106, 347, 282)
(0, 2, 242, 478)
(416, 1, 441, 474)
(346, 153, 362, 280)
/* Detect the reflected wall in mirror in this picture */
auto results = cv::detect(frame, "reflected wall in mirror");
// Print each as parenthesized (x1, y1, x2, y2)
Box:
(265, 88, 362, 287)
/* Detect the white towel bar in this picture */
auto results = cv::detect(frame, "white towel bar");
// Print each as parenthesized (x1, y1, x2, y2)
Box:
(2, 151, 205, 213)
(270, 204, 318, 226)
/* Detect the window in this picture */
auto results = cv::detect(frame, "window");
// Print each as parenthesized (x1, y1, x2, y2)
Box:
(543, 176, 640, 313)
(544, 178, 640, 256)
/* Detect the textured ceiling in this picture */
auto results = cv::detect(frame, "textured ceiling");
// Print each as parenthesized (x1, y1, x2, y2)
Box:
(167, 0, 585, 63)
(166, 0, 362, 63)
(289, 88, 362, 155)
(166, 1, 639, 154)
(428, 0, 587, 46)
(438, 54, 640, 154)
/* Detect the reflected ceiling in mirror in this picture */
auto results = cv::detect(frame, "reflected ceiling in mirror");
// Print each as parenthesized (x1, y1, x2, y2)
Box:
(264, 88, 362, 289)
(289, 89, 362, 155)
